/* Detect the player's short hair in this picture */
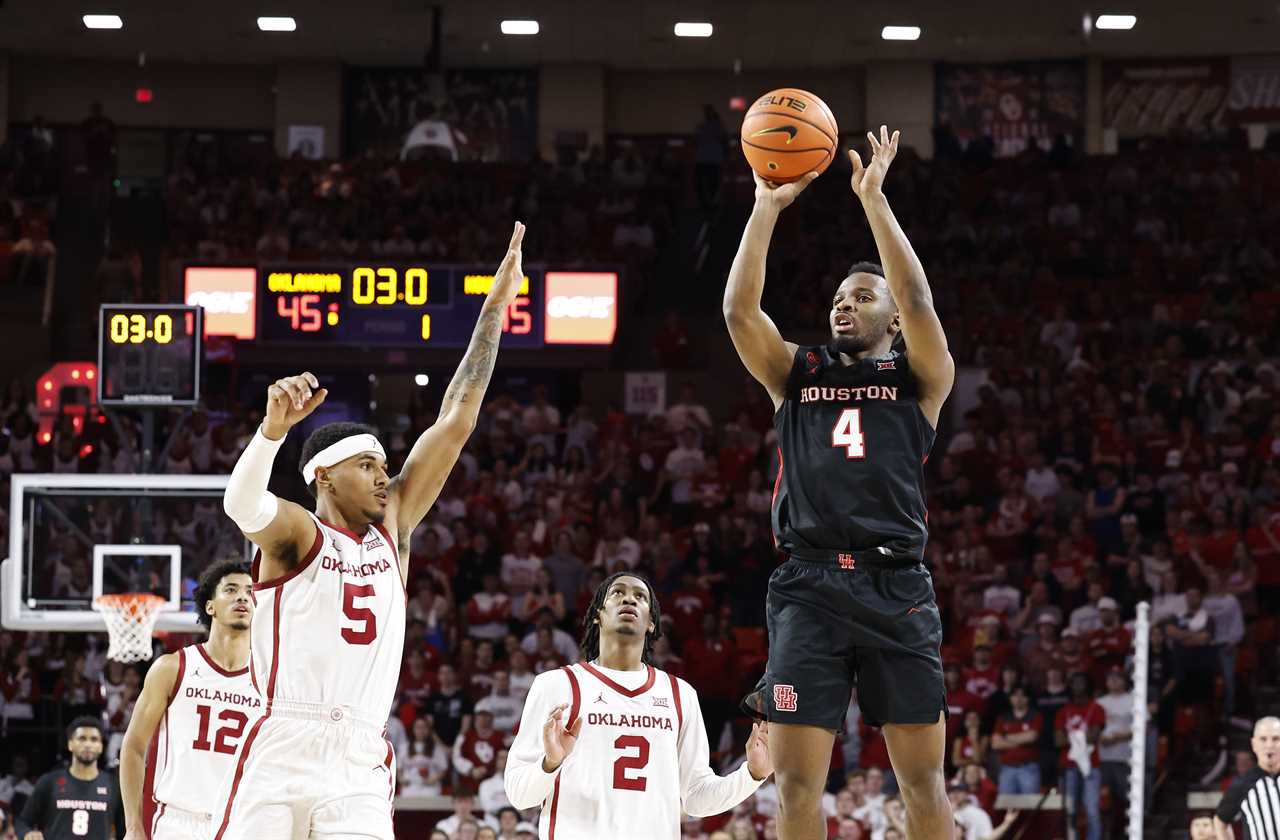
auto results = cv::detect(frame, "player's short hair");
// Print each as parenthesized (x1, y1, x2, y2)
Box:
(845, 260, 886, 281)
(65, 715, 103, 742)
(298, 421, 381, 497)
(194, 559, 253, 630)
(579, 571, 663, 665)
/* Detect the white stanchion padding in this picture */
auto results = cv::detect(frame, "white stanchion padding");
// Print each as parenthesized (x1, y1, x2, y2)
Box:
(1129, 602, 1151, 839)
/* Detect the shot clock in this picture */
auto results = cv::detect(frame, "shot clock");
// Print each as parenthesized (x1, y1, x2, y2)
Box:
(97, 304, 203, 406)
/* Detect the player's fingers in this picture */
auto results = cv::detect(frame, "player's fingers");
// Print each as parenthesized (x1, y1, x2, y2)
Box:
(866, 131, 880, 154)
(301, 371, 319, 389)
(891, 129, 901, 152)
(569, 715, 584, 737)
(508, 221, 525, 252)
(280, 380, 306, 408)
(881, 124, 889, 147)
(848, 149, 864, 172)
(546, 703, 568, 722)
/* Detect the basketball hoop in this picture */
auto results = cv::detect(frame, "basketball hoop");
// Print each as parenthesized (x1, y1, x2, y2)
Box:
(95, 594, 167, 663)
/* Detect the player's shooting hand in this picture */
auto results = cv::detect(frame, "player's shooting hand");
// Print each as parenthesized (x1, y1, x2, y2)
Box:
(541, 702, 583, 772)
(263, 372, 328, 438)
(753, 170, 819, 213)
(486, 221, 526, 310)
(848, 125, 900, 201)
(745, 720, 773, 781)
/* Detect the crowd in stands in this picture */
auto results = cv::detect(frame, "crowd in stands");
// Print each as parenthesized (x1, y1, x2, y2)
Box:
(2, 123, 1280, 840)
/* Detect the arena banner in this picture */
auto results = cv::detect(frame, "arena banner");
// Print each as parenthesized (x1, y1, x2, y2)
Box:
(1228, 55, 1280, 123)
(1102, 57, 1229, 136)
(934, 61, 1084, 157)
(344, 67, 538, 162)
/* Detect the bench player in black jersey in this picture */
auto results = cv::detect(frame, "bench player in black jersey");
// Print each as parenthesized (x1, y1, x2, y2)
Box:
(18, 717, 123, 840)
(724, 126, 954, 840)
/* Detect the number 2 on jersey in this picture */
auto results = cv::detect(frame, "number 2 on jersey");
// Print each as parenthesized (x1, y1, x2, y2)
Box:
(831, 408, 866, 458)
(612, 734, 650, 791)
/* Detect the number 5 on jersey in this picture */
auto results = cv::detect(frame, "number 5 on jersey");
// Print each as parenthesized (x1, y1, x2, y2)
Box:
(832, 408, 866, 459)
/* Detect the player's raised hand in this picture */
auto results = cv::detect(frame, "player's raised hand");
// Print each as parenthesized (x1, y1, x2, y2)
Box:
(486, 221, 526, 309)
(541, 702, 584, 772)
(745, 720, 774, 781)
(753, 170, 819, 213)
(848, 125, 900, 201)
(263, 372, 328, 438)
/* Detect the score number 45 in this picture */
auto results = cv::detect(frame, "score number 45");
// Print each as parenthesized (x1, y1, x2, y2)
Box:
(419, 296, 532, 341)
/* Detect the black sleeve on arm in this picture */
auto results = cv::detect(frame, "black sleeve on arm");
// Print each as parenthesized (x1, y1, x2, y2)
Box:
(1217, 771, 1253, 823)
(17, 772, 51, 834)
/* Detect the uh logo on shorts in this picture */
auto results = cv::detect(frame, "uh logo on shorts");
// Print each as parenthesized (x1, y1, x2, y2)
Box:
(773, 684, 798, 712)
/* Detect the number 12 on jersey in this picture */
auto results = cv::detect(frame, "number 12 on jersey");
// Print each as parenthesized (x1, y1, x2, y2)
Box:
(832, 408, 866, 459)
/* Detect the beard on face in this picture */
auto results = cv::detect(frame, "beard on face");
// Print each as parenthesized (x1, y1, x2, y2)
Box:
(829, 331, 874, 356)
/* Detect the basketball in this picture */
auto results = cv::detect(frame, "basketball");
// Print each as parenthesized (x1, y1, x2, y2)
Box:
(740, 88, 839, 183)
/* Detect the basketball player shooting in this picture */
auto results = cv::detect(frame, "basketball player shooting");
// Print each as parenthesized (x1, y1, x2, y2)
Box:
(505, 572, 772, 839)
(723, 126, 955, 840)
(214, 222, 527, 840)
(119, 560, 256, 840)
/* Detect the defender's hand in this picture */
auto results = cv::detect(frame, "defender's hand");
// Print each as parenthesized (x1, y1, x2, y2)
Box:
(263, 372, 327, 439)
(486, 222, 527, 310)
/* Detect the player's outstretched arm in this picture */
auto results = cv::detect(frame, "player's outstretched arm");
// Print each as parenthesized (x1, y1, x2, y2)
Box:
(119, 652, 180, 840)
(222, 372, 324, 577)
(722, 172, 813, 410)
(674, 679, 768, 816)
(849, 127, 955, 427)
(389, 222, 526, 538)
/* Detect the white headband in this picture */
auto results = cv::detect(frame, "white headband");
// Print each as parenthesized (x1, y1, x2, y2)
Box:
(302, 434, 386, 485)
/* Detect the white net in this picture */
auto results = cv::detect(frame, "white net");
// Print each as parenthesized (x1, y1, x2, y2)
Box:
(95, 593, 167, 663)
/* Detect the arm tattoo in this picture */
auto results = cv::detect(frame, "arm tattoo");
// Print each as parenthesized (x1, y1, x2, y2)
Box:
(439, 304, 504, 419)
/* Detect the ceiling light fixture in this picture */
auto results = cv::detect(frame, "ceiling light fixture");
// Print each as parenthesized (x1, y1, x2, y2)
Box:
(257, 16, 297, 32)
(500, 20, 539, 35)
(1095, 14, 1137, 30)
(881, 25, 921, 41)
(82, 14, 123, 29)
(674, 22, 713, 37)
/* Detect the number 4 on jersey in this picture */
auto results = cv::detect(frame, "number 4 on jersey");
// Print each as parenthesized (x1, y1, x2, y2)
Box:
(831, 408, 866, 459)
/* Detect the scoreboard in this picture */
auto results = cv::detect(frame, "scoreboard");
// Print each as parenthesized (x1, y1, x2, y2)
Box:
(184, 263, 619, 349)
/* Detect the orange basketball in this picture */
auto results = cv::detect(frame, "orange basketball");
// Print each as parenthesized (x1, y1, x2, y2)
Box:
(740, 88, 839, 183)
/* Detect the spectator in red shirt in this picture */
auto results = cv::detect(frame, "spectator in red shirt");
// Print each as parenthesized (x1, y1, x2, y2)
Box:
(681, 613, 738, 749)
(466, 573, 512, 640)
(992, 685, 1043, 794)
(1199, 507, 1240, 571)
(952, 709, 988, 770)
(964, 645, 1000, 701)
(452, 709, 505, 794)
(1055, 627, 1093, 682)
(1055, 673, 1105, 840)
(944, 663, 984, 753)
(1085, 599, 1131, 678)
(1023, 615, 1062, 692)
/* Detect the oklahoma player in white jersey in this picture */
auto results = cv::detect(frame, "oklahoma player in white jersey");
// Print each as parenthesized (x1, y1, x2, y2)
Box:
(119, 559, 257, 840)
(215, 222, 528, 840)
(506, 572, 772, 839)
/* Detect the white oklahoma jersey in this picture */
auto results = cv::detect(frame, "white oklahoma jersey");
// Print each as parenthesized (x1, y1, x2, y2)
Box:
(145, 644, 260, 840)
(505, 662, 763, 840)
(213, 514, 404, 840)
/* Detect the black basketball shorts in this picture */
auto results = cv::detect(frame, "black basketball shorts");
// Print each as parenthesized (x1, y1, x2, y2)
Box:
(742, 549, 946, 730)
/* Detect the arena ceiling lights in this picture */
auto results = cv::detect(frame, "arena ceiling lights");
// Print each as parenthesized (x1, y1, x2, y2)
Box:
(881, 25, 921, 41)
(82, 14, 123, 29)
(674, 22, 713, 37)
(500, 20, 540, 35)
(257, 16, 297, 32)
(1095, 14, 1137, 30)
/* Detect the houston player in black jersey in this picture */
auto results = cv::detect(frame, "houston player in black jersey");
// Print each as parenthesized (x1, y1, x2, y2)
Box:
(18, 717, 123, 840)
(723, 126, 954, 840)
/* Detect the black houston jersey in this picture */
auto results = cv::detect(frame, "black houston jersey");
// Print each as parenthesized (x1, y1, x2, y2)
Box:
(771, 345, 935, 560)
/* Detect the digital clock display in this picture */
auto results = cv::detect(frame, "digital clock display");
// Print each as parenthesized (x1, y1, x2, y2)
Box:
(98, 305, 202, 406)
